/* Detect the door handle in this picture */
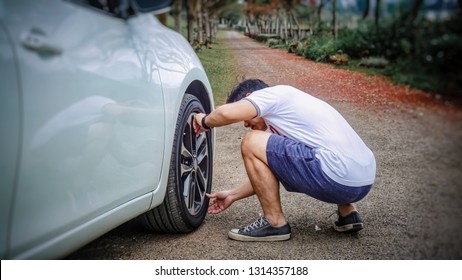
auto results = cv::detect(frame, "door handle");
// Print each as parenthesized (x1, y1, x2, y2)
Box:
(21, 29, 62, 55)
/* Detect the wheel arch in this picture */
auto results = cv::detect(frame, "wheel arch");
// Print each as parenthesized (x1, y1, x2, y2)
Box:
(185, 79, 213, 114)
(149, 70, 215, 211)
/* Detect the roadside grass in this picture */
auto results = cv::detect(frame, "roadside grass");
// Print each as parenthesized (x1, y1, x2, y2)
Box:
(197, 31, 239, 106)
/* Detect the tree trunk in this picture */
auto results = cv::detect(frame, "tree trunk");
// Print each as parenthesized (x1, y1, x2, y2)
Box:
(288, 9, 300, 40)
(332, 0, 337, 38)
(374, 0, 381, 27)
(276, 15, 280, 37)
(245, 15, 251, 35)
(186, 0, 201, 45)
(186, 0, 193, 43)
(172, 0, 182, 33)
(362, 0, 370, 19)
(204, 11, 211, 48)
(196, 2, 203, 44)
(317, 0, 325, 22)
(410, 0, 424, 21)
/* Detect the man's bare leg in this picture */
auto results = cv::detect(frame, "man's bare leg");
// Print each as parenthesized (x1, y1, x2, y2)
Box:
(240, 130, 287, 227)
(337, 203, 357, 216)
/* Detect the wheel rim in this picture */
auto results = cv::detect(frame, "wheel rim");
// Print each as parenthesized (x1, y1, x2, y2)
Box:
(180, 113, 209, 216)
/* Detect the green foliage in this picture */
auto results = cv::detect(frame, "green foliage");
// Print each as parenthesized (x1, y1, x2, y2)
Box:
(389, 17, 462, 97)
(255, 33, 281, 42)
(197, 31, 239, 105)
(297, 16, 462, 98)
(387, 58, 444, 95)
(411, 19, 462, 79)
(358, 56, 389, 68)
(329, 53, 350, 65)
(267, 38, 282, 48)
(286, 40, 306, 56)
(303, 36, 340, 62)
(295, 42, 305, 56)
(312, 21, 334, 38)
(336, 18, 415, 60)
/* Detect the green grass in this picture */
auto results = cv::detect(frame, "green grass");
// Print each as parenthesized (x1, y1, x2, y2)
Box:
(197, 31, 239, 105)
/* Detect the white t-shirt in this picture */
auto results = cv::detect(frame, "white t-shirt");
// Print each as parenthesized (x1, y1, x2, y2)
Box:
(245, 85, 376, 187)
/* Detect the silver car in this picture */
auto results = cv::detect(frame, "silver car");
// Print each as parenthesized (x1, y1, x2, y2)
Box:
(0, 0, 215, 259)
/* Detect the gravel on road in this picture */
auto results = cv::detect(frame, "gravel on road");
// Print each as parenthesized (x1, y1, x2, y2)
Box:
(68, 31, 462, 260)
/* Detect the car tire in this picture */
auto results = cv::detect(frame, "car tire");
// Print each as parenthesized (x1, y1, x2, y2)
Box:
(140, 94, 213, 233)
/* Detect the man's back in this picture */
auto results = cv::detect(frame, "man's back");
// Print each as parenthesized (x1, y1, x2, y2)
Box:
(246, 85, 376, 187)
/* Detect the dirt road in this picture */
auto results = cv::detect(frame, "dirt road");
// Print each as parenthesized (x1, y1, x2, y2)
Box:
(68, 31, 462, 260)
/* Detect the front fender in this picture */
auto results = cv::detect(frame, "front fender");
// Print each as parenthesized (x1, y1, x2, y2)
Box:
(138, 14, 214, 209)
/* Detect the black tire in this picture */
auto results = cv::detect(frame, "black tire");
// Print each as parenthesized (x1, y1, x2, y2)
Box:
(140, 94, 213, 233)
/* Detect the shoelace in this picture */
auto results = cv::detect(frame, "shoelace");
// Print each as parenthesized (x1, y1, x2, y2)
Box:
(242, 214, 269, 232)
(328, 211, 339, 219)
(307, 212, 338, 231)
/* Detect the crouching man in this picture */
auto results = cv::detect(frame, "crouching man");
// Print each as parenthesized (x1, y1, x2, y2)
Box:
(193, 79, 376, 241)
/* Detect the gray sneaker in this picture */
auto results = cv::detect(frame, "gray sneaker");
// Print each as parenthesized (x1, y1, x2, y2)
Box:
(228, 215, 291, 241)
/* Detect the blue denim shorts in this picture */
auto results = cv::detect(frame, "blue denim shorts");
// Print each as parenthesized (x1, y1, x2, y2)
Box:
(266, 134, 371, 204)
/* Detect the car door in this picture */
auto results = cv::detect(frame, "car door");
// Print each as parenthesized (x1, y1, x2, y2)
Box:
(2, 0, 165, 258)
(0, 17, 21, 259)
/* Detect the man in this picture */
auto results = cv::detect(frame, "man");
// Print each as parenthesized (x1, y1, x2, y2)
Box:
(193, 79, 376, 242)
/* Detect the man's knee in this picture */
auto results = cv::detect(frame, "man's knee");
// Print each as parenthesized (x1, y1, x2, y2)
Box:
(241, 130, 270, 157)
(241, 131, 257, 153)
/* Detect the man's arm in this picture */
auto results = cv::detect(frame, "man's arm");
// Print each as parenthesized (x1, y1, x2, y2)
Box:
(207, 180, 256, 214)
(194, 99, 257, 135)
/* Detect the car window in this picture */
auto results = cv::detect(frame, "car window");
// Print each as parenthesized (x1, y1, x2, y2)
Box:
(67, 0, 135, 18)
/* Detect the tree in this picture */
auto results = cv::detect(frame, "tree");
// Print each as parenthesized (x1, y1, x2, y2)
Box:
(183, 0, 240, 48)
(172, 0, 182, 33)
(362, 0, 370, 20)
(332, 0, 337, 38)
(361, 0, 381, 27)
(282, 0, 302, 40)
(185, 0, 201, 44)
(241, 0, 305, 39)
(203, 0, 238, 47)
(410, 0, 424, 21)
(374, 0, 381, 26)
(317, 0, 327, 22)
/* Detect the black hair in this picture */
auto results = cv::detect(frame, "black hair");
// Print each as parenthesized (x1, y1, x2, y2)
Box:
(226, 79, 269, 103)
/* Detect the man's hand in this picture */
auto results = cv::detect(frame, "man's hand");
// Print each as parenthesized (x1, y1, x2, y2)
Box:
(193, 113, 207, 136)
(206, 191, 234, 214)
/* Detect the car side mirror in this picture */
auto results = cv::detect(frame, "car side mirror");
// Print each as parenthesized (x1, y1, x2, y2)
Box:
(131, 0, 173, 14)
